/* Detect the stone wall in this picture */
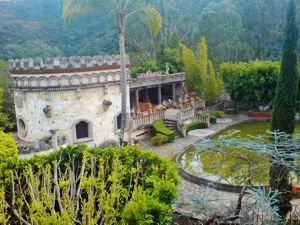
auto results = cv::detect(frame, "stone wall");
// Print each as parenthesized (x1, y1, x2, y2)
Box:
(14, 83, 130, 147)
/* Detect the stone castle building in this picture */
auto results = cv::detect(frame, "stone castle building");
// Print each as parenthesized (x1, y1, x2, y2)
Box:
(9, 55, 186, 152)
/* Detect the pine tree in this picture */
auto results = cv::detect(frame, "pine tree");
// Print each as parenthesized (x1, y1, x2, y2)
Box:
(270, 0, 298, 218)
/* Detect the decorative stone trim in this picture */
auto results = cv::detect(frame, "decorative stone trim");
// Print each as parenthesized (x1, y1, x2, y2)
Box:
(8, 55, 130, 72)
(11, 71, 131, 91)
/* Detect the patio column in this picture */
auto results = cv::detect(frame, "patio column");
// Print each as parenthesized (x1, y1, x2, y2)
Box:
(158, 85, 162, 105)
(172, 83, 176, 103)
(135, 89, 140, 112)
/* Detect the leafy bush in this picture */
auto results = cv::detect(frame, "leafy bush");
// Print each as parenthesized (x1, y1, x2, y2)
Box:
(131, 60, 162, 78)
(210, 116, 217, 124)
(0, 131, 18, 184)
(151, 134, 168, 145)
(1, 145, 180, 224)
(152, 120, 175, 143)
(220, 61, 280, 102)
(210, 110, 225, 118)
(186, 121, 208, 134)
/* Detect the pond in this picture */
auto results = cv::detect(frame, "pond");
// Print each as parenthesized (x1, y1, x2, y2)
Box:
(178, 122, 300, 187)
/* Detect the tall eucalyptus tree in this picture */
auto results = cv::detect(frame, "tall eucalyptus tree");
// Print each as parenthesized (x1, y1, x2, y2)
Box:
(63, 0, 162, 142)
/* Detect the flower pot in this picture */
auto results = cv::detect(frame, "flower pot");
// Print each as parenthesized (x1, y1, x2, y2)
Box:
(155, 140, 164, 146)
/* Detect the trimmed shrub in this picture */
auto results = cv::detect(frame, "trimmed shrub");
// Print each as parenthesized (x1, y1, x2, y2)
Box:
(210, 116, 217, 124)
(151, 134, 168, 146)
(152, 120, 175, 143)
(186, 121, 208, 134)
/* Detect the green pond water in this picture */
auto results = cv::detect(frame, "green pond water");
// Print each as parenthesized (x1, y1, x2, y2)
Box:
(179, 122, 300, 186)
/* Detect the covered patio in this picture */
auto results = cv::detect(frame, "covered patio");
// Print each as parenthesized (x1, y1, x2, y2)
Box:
(129, 71, 186, 114)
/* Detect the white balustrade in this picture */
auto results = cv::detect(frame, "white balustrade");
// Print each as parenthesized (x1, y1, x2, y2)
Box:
(180, 108, 195, 121)
(131, 111, 165, 130)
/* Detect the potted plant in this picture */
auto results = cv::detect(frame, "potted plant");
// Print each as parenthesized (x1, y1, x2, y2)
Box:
(151, 134, 168, 146)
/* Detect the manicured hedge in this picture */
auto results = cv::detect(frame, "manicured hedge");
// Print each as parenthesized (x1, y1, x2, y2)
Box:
(210, 116, 217, 124)
(152, 120, 175, 143)
(220, 61, 280, 102)
(186, 121, 208, 134)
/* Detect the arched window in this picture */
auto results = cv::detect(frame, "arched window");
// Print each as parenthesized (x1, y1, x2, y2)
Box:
(75, 121, 90, 139)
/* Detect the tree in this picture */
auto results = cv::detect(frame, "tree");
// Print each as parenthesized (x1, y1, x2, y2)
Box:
(181, 44, 200, 95)
(63, 0, 162, 143)
(199, 0, 253, 64)
(206, 60, 218, 104)
(270, 0, 298, 218)
(182, 38, 223, 104)
(198, 37, 208, 94)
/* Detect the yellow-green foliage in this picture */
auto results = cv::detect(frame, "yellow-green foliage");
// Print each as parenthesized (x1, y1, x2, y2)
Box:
(0, 186, 9, 224)
(182, 37, 223, 104)
(0, 131, 18, 184)
(2, 145, 180, 224)
(198, 37, 208, 89)
(152, 120, 175, 142)
(220, 60, 280, 101)
(181, 44, 200, 94)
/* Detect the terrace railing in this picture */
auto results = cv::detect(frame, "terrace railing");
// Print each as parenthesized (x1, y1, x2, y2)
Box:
(178, 108, 195, 121)
(131, 111, 165, 130)
(195, 112, 210, 126)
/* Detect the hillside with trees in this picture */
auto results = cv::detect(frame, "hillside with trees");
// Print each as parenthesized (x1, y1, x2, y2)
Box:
(0, 0, 299, 67)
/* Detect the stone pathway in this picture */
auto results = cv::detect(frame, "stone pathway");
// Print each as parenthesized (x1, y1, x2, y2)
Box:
(139, 115, 245, 158)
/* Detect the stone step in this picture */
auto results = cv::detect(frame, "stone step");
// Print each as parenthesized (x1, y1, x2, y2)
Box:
(163, 119, 182, 139)
(165, 124, 177, 129)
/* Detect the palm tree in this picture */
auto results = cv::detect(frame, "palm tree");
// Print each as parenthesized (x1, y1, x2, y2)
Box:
(63, 0, 162, 143)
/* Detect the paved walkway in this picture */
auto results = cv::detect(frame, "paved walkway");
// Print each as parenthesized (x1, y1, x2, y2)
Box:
(139, 115, 245, 158)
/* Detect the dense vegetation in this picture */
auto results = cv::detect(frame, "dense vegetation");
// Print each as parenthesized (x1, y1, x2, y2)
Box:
(182, 37, 223, 105)
(0, 61, 15, 131)
(0, 0, 299, 66)
(221, 61, 281, 102)
(0, 143, 180, 224)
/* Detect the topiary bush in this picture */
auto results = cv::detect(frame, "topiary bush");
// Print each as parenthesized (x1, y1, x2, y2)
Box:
(186, 121, 208, 134)
(152, 120, 175, 143)
(1, 144, 180, 224)
(210, 116, 217, 124)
